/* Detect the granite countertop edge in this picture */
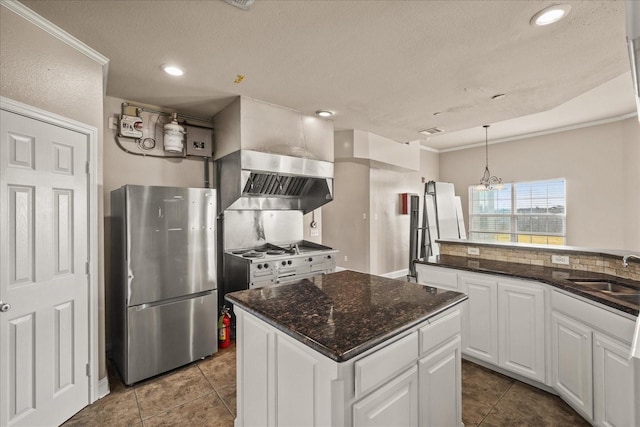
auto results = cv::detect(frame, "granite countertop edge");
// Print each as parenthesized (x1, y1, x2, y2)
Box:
(416, 256, 639, 317)
(226, 292, 468, 363)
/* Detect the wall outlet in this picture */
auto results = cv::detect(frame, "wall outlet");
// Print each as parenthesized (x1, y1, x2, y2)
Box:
(551, 255, 570, 265)
(108, 117, 118, 130)
(310, 229, 319, 237)
(344, 255, 348, 262)
(467, 247, 480, 256)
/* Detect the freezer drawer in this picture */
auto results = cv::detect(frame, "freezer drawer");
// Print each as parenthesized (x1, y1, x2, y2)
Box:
(122, 290, 217, 385)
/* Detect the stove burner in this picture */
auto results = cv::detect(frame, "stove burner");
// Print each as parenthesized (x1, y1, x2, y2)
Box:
(254, 248, 268, 252)
(242, 251, 265, 258)
(232, 250, 249, 255)
(266, 250, 285, 255)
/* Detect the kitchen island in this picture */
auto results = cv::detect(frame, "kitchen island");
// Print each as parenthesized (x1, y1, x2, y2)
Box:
(225, 270, 467, 427)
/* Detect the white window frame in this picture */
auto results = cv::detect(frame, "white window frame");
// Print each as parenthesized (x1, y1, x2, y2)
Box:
(468, 178, 566, 245)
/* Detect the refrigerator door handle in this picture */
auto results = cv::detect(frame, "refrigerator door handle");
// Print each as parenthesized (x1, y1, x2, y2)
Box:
(133, 290, 214, 311)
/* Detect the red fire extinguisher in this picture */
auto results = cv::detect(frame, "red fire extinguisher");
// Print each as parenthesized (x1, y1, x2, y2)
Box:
(218, 307, 231, 349)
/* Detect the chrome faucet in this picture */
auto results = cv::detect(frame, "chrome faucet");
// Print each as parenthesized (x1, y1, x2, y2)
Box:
(622, 254, 640, 268)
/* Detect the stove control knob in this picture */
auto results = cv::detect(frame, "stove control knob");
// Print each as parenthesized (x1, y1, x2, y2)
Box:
(308, 257, 313, 262)
(264, 263, 269, 268)
(287, 260, 292, 265)
(281, 261, 287, 266)
(327, 255, 332, 259)
(257, 264, 263, 269)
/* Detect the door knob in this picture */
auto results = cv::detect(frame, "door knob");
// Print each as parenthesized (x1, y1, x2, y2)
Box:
(0, 301, 10, 313)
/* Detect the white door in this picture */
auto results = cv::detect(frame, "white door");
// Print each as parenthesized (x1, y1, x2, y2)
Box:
(0, 110, 89, 426)
(551, 311, 593, 422)
(497, 280, 546, 382)
(418, 337, 462, 427)
(460, 274, 498, 364)
(353, 366, 419, 427)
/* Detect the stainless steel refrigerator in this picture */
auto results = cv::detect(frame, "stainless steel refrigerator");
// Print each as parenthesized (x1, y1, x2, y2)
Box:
(110, 185, 217, 385)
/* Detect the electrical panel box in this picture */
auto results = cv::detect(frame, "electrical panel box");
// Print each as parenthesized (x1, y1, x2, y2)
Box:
(185, 125, 213, 157)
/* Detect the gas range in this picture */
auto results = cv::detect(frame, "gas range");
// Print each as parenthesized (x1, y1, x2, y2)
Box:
(224, 241, 338, 291)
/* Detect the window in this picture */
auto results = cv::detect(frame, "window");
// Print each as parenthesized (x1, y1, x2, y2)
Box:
(468, 179, 566, 245)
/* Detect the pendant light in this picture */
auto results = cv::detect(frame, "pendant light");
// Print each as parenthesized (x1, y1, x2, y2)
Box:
(477, 125, 503, 190)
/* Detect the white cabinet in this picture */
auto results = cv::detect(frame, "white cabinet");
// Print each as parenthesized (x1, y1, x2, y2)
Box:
(593, 332, 634, 427)
(497, 280, 546, 383)
(551, 311, 593, 421)
(418, 337, 462, 427)
(459, 273, 498, 364)
(235, 303, 463, 427)
(353, 366, 418, 427)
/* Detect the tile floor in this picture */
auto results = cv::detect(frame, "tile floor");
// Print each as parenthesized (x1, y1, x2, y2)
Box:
(64, 343, 590, 426)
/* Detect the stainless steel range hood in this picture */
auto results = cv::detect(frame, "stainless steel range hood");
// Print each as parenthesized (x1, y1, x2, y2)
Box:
(216, 150, 333, 213)
(214, 97, 335, 213)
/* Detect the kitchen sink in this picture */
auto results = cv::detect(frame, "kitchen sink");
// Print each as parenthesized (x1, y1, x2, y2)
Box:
(566, 278, 640, 295)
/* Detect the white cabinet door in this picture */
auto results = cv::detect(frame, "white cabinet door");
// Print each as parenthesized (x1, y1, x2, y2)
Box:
(459, 274, 498, 364)
(353, 366, 419, 427)
(418, 337, 462, 427)
(551, 311, 593, 421)
(497, 280, 545, 383)
(593, 332, 635, 427)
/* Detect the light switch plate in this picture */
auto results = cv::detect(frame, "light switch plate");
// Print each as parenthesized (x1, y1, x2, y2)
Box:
(467, 247, 480, 256)
(310, 229, 319, 237)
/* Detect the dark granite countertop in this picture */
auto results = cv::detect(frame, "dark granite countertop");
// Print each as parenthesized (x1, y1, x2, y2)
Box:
(225, 270, 467, 362)
(416, 255, 639, 317)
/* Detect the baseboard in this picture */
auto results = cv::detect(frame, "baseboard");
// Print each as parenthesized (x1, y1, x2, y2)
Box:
(379, 268, 409, 279)
(97, 376, 110, 400)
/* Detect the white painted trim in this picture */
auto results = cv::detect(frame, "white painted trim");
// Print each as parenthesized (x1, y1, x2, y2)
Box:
(436, 112, 638, 153)
(0, 0, 110, 94)
(0, 96, 101, 404)
(379, 269, 410, 279)
(97, 376, 110, 400)
(419, 145, 439, 153)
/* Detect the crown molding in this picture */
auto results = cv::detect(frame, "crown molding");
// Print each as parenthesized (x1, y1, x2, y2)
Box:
(433, 112, 638, 153)
(1, 0, 110, 93)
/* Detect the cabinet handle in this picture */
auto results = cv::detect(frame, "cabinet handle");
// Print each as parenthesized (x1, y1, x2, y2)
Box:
(596, 342, 601, 347)
(583, 335, 588, 340)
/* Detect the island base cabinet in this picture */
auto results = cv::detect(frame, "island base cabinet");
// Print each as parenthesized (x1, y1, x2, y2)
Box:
(551, 311, 593, 422)
(353, 366, 418, 427)
(593, 333, 634, 427)
(418, 337, 462, 427)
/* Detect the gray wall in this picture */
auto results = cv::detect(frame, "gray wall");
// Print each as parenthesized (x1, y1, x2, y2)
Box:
(439, 118, 640, 251)
(0, 7, 107, 378)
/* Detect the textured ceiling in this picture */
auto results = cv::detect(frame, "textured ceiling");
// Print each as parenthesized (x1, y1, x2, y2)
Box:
(19, 0, 635, 149)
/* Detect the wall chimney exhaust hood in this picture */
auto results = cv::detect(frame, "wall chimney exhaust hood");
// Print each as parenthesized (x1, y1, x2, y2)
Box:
(214, 97, 335, 213)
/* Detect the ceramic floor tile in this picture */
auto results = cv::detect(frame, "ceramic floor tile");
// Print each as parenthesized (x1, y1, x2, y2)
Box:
(461, 360, 514, 426)
(142, 392, 234, 427)
(199, 344, 236, 389)
(480, 382, 591, 427)
(215, 384, 237, 416)
(62, 388, 141, 426)
(134, 365, 215, 420)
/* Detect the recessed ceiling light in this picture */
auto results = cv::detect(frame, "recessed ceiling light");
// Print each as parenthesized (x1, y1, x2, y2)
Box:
(491, 94, 506, 100)
(316, 110, 334, 118)
(162, 65, 184, 76)
(433, 112, 442, 116)
(530, 4, 571, 26)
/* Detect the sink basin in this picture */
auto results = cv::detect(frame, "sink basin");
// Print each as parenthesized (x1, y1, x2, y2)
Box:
(566, 278, 640, 295)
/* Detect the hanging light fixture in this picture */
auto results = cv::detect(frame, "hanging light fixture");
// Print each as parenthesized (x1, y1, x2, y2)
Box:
(477, 125, 503, 190)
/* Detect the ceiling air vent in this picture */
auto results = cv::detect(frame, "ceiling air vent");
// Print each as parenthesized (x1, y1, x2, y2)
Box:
(223, 0, 255, 10)
(419, 127, 444, 136)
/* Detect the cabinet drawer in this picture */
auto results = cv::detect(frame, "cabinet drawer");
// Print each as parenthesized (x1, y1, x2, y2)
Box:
(419, 308, 461, 356)
(415, 264, 459, 290)
(355, 332, 419, 398)
(551, 290, 635, 344)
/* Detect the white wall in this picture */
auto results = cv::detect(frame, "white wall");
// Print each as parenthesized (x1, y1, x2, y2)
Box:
(0, 7, 107, 379)
(439, 118, 640, 251)
(323, 147, 439, 274)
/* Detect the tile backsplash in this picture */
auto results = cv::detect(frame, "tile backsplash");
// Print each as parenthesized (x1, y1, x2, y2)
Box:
(439, 242, 640, 282)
